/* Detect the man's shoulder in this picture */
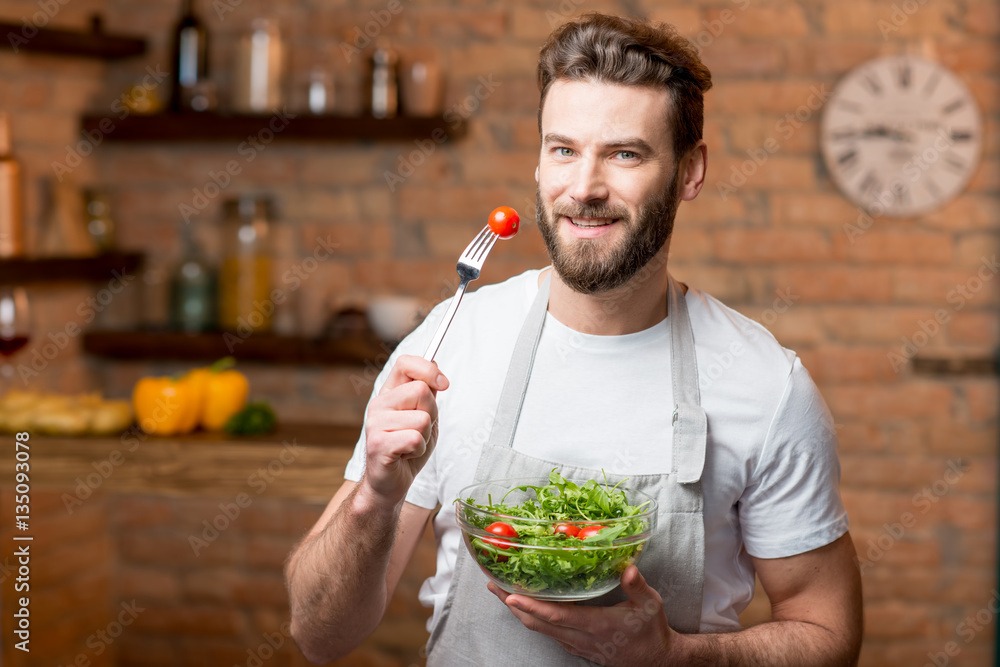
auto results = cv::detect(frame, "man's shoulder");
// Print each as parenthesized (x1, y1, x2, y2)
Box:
(685, 285, 799, 381)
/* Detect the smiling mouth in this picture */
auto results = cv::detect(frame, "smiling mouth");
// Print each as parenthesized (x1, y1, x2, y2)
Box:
(567, 217, 618, 228)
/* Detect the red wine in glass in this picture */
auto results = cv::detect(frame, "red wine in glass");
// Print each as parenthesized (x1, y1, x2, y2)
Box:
(0, 335, 28, 357)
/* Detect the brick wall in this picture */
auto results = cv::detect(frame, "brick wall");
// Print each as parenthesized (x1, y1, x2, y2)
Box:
(1, 0, 998, 665)
(0, 489, 116, 667)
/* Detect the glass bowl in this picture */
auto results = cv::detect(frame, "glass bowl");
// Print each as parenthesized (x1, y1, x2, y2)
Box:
(455, 476, 657, 601)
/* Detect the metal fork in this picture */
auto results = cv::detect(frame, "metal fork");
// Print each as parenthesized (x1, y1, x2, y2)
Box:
(423, 225, 499, 361)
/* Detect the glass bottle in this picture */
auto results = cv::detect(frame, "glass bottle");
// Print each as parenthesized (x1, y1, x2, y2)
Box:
(232, 19, 284, 113)
(0, 113, 23, 258)
(169, 224, 217, 333)
(83, 188, 116, 252)
(169, 0, 210, 112)
(219, 196, 273, 332)
(370, 41, 399, 119)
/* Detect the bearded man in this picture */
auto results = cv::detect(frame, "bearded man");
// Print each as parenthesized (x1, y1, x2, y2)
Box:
(286, 13, 863, 666)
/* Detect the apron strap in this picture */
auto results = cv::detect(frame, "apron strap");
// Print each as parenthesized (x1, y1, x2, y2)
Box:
(668, 275, 707, 485)
(483, 271, 552, 454)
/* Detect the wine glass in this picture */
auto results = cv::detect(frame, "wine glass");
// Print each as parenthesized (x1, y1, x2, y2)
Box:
(0, 287, 30, 383)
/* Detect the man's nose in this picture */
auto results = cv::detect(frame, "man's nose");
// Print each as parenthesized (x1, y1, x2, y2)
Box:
(566, 157, 609, 204)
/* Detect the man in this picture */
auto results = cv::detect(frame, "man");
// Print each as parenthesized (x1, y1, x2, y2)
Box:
(286, 13, 862, 666)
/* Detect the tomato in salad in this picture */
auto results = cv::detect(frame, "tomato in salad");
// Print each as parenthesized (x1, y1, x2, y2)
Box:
(577, 525, 608, 540)
(553, 522, 580, 538)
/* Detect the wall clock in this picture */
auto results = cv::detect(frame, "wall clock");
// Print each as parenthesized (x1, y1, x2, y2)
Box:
(820, 54, 982, 218)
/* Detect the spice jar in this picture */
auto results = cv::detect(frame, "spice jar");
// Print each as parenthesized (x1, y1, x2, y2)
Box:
(219, 195, 273, 332)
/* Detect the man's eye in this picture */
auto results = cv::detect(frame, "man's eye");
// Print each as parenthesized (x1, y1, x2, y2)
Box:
(558, 147, 574, 157)
(617, 151, 637, 160)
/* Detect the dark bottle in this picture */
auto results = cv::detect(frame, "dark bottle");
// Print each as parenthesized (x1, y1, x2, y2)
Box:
(169, 0, 209, 112)
(169, 225, 217, 333)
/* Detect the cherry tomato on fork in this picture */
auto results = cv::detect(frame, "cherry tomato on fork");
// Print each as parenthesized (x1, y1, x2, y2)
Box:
(488, 206, 520, 239)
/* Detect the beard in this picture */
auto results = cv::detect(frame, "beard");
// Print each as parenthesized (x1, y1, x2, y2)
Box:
(536, 174, 681, 295)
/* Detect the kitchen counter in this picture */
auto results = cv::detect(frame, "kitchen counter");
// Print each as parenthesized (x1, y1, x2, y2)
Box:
(23, 422, 362, 502)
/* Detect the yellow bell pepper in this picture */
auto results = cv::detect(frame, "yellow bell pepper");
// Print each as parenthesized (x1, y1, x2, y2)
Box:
(200, 357, 250, 431)
(132, 375, 201, 435)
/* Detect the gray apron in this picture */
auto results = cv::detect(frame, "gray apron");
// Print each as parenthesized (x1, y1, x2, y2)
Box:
(427, 272, 707, 666)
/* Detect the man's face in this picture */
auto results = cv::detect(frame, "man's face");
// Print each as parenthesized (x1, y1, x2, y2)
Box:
(536, 79, 682, 294)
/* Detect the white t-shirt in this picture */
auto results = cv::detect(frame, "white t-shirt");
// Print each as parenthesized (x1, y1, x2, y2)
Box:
(345, 268, 848, 633)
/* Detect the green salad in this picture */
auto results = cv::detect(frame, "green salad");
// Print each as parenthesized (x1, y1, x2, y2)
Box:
(458, 469, 653, 597)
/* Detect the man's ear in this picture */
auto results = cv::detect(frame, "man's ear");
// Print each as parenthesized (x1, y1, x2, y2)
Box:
(679, 140, 708, 201)
(534, 165, 539, 183)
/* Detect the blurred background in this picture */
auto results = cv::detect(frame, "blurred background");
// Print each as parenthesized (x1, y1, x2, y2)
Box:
(0, 0, 997, 665)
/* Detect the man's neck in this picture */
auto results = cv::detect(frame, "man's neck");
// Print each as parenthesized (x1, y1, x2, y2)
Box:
(542, 245, 672, 336)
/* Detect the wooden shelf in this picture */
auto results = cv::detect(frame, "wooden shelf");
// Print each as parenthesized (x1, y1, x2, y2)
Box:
(80, 111, 467, 143)
(911, 353, 998, 377)
(0, 252, 144, 285)
(0, 21, 145, 59)
(82, 329, 394, 366)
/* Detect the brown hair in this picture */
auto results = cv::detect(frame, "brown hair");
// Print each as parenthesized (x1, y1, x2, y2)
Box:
(537, 13, 713, 159)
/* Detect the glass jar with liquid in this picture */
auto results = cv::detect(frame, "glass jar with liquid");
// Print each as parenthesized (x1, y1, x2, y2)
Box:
(219, 195, 273, 332)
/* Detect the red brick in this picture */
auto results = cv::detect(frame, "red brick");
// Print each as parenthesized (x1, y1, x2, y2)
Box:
(783, 40, 883, 76)
(949, 311, 1000, 346)
(835, 231, 954, 265)
(644, 7, 702, 37)
(397, 186, 513, 223)
(666, 228, 712, 262)
(926, 422, 997, 456)
(825, 382, 954, 420)
(968, 75, 1000, 113)
(772, 267, 893, 304)
(181, 569, 244, 603)
(130, 605, 246, 636)
(235, 572, 290, 607)
(706, 6, 809, 38)
(965, 2, 1000, 35)
(961, 380, 998, 423)
(862, 601, 935, 639)
(798, 346, 899, 384)
(415, 8, 506, 40)
(118, 635, 179, 667)
(679, 193, 748, 224)
(942, 495, 995, 531)
(300, 148, 382, 187)
(119, 566, 182, 603)
(460, 149, 538, 184)
(448, 44, 539, 80)
(710, 155, 817, 191)
(712, 229, 830, 263)
(699, 41, 785, 77)
(967, 157, 1000, 194)
(772, 192, 864, 228)
(707, 80, 833, 115)
(727, 116, 817, 154)
(923, 195, 1000, 230)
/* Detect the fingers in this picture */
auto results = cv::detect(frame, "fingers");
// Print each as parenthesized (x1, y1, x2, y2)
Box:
(621, 565, 663, 609)
(379, 354, 449, 395)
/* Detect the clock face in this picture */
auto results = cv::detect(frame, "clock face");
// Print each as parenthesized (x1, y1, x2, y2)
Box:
(820, 55, 982, 218)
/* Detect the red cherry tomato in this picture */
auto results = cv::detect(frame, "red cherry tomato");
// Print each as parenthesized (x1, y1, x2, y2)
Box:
(484, 521, 519, 549)
(488, 206, 520, 239)
(481, 521, 519, 561)
(577, 525, 607, 540)
(553, 523, 580, 538)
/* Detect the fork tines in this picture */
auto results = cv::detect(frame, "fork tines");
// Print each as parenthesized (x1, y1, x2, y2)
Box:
(465, 225, 498, 263)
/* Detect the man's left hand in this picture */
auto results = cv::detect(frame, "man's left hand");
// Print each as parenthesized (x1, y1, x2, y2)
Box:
(487, 565, 676, 666)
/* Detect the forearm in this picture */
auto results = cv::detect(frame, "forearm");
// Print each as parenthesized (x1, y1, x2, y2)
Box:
(286, 483, 401, 664)
(670, 619, 859, 667)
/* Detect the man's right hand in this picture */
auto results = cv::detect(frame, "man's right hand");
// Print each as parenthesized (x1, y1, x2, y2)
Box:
(360, 354, 449, 508)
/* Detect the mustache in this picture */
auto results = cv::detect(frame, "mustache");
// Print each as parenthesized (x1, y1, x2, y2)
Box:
(550, 203, 630, 220)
